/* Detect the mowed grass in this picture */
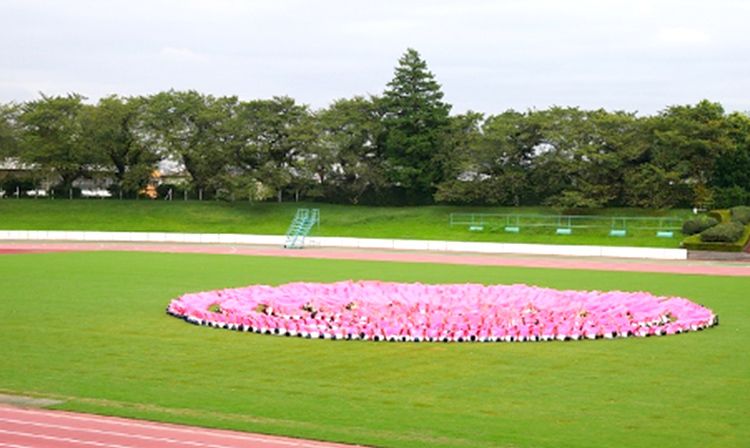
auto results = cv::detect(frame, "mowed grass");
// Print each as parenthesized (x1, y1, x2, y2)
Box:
(0, 252, 748, 447)
(0, 200, 689, 247)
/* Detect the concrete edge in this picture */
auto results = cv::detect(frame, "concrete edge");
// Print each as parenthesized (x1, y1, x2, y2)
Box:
(0, 230, 688, 260)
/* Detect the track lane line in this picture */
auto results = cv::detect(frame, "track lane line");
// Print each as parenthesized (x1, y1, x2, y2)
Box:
(0, 417, 243, 448)
(0, 443, 37, 448)
(0, 429, 136, 448)
(0, 407, 363, 448)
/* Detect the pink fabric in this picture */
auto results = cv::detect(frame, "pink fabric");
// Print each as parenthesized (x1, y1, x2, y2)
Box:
(167, 281, 717, 342)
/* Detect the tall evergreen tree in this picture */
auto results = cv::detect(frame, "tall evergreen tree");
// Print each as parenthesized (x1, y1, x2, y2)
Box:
(381, 48, 452, 203)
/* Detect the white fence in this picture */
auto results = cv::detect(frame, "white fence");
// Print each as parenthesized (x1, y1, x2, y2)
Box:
(0, 230, 688, 260)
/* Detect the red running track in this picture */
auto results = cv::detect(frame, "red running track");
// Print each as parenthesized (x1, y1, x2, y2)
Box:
(1, 241, 750, 276)
(0, 406, 364, 448)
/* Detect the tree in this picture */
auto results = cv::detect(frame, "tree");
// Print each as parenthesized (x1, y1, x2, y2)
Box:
(0, 103, 20, 158)
(651, 100, 732, 207)
(381, 48, 452, 203)
(146, 90, 236, 195)
(232, 96, 316, 202)
(712, 112, 750, 206)
(18, 93, 105, 191)
(80, 95, 159, 196)
(313, 96, 385, 203)
(466, 110, 538, 205)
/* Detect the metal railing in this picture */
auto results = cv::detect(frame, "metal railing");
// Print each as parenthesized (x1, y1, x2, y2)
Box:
(449, 213, 683, 231)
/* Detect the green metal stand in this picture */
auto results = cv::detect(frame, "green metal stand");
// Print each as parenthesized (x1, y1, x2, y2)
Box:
(283, 208, 320, 249)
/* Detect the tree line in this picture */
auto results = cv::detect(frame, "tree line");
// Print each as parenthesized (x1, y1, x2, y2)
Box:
(1, 48, 748, 208)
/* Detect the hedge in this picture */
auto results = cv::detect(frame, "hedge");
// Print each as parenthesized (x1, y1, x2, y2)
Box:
(700, 221, 745, 242)
(730, 206, 750, 225)
(681, 216, 718, 235)
(682, 224, 750, 252)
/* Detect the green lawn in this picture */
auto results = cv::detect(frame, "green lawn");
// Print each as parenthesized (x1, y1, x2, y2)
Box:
(0, 200, 690, 247)
(1, 251, 747, 448)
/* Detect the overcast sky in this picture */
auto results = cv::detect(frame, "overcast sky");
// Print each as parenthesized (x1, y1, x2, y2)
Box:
(1, 0, 748, 115)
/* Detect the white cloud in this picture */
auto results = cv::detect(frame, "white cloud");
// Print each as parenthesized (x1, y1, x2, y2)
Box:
(0, 0, 748, 114)
(160, 47, 208, 63)
(657, 27, 711, 45)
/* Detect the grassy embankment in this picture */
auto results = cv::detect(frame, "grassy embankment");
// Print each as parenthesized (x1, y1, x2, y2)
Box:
(0, 200, 690, 247)
(0, 251, 747, 448)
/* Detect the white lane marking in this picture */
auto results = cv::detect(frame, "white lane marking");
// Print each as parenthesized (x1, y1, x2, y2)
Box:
(0, 407, 360, 448)
(0, 443, 36, 448)
(0, 417, 236, 448)
(0, 429, 135, 448)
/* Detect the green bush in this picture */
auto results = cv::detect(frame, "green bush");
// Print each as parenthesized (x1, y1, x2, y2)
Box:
(713, 186, 749, 209)
(682, 224, 750, 251)
(682, 216, 719, 235)
(699, 221, 745, 243)
(730, 206, 750, 225)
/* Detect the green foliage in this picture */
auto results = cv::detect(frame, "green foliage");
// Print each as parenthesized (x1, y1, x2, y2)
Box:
(80, 95, 158, 195)
(682, 224, 750, 251)
(0, 59, 746, 209)
(436, 110, 530, 205)
(538, 108, 641, 208)
(18, 93, 106, 189)
(381, 48, 452, 202)
(652, 100, 733, 207)
(313, 96, 385, 204)
(730, 205, 750, 224)
(713, 186, 750, 209)
(699, 221, 745, 242)
(622, 164, 688, 208)
(233, 96, 316, 202)
(713, 112, 750, 195)
(681, 216, 718, 235)
(0, 103, 20, 157)
(146, 90, 237, 191)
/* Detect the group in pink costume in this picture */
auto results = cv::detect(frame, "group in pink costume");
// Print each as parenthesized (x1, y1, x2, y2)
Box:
(167, 281, 718, 342)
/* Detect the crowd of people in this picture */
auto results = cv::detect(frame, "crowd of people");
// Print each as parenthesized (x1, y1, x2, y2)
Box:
(167, 281, 717, 342)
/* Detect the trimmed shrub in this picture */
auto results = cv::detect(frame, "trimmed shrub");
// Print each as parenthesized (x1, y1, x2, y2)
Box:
(682, 216, 719, 236)
(699, 221, 745, 243)
(682, 225, 750, 252)
(730, 206, 750, 225)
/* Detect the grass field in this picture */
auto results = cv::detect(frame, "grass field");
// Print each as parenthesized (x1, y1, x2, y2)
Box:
(0, 200, 691, 247)
(1, 251, 747, 447)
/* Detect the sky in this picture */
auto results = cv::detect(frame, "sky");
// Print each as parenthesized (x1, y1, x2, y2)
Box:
(1, 0, 748, 115)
